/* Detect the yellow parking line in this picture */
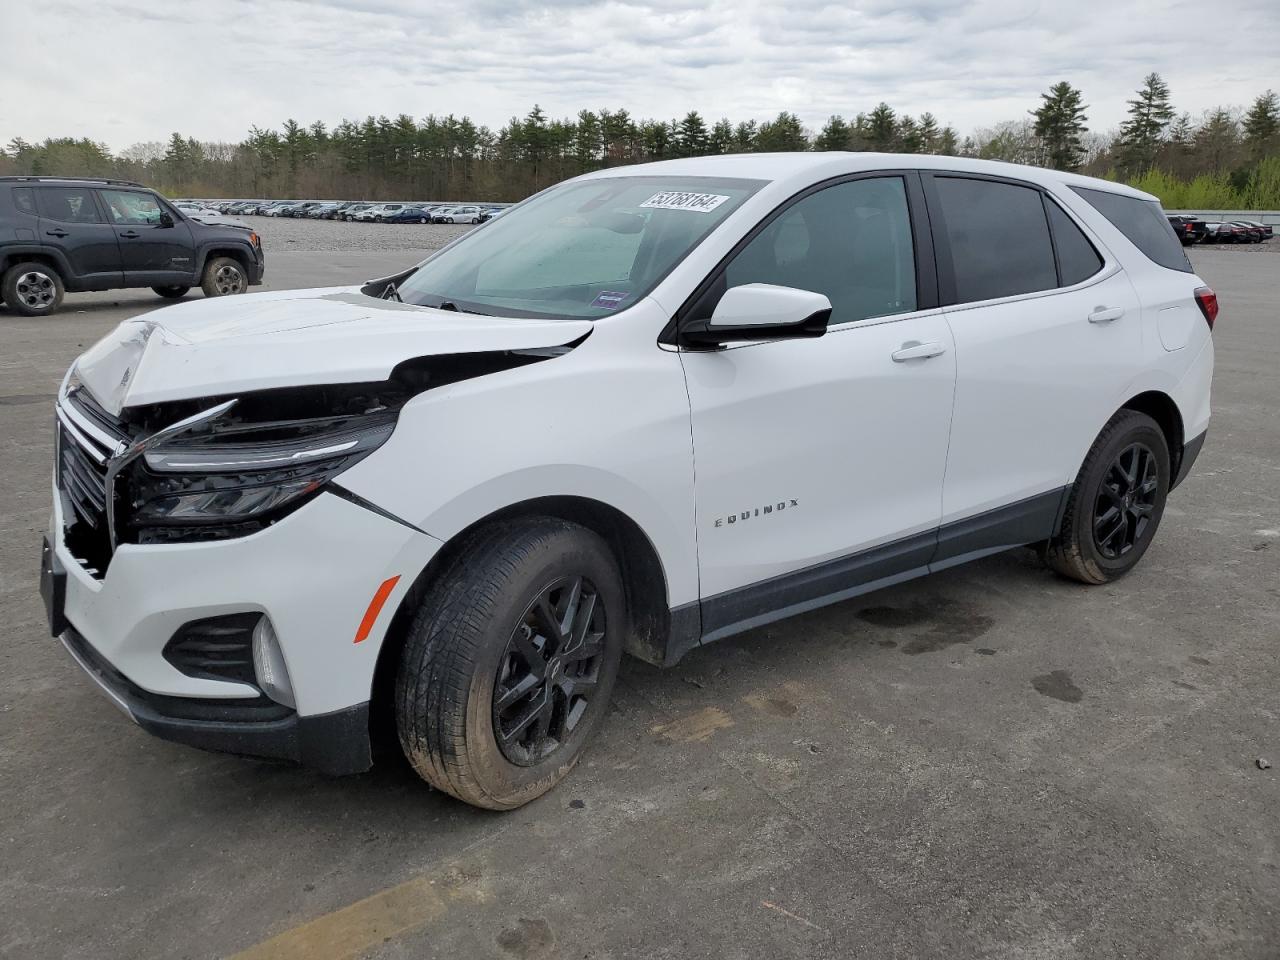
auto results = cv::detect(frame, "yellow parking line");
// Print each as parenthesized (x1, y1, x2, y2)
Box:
(227, 871, 492, 960)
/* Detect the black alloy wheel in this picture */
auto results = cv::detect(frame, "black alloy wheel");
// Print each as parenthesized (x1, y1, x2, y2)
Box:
(493, 575, 606, 766)
(1093, 442, 1159, 559)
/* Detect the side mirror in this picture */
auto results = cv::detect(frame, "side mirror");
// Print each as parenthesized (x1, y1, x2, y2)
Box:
(158, 211, 174, 227)
(682, 284, 832, 347)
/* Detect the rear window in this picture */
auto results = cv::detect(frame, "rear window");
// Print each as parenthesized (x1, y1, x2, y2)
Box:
(1071, 187, 1191, 273)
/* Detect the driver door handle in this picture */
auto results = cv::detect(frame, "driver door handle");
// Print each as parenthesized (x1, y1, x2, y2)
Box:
(1088, 305, 1124, 324)
(119, 230, 140, 239)
(891, 340, 947, 362)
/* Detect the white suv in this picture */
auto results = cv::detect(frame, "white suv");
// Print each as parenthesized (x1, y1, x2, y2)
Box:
(41, 154, 1214, 809)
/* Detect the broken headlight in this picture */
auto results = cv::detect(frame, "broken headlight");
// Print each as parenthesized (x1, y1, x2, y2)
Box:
(125, 412, 396, 542)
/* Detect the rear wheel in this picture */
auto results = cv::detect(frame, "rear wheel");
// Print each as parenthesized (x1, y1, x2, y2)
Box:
(1046, 410, 1170, 584)
(152, 285, 190, 299)
(200, 257, 248, 297)
(395, 519, 625, 810)
(2, 262, 64, 316)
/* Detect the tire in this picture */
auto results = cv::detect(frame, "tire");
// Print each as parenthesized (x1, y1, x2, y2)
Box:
(445, 217, 454, 224)
(419, 217, 428, 224)
(152, 285, 190, 300)
(2, 262, 64, 317)
(395, 518, 626, 810)
(1045, 410, 1171, 585)
(471, 217, 481, 224)
(200, 257, 248, 297)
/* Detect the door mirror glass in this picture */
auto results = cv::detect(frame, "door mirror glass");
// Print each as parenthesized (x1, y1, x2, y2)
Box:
(684, 283, 831, 346)
(159, 210, 174, 227)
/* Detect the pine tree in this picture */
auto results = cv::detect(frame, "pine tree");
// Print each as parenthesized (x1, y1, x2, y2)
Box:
(866, 103, 897, 150)
(675, 111, 709, 157)
(897, 115, 922, 153)
(1031, 81, 1088, 171)
(1242, 90, 1279, 161)
(813, 115, 851, 151)
(917, 113, 941, 153)
(708, 119, 734, 155)
(1118, 73, 1174, 174)
(756, 112, 806, 152)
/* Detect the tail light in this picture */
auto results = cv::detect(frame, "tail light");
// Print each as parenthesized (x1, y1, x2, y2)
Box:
(1194, 286, 1218, 330)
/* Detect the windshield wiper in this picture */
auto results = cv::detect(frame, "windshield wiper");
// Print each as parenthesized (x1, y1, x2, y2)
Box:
(437, 300, 458, 312)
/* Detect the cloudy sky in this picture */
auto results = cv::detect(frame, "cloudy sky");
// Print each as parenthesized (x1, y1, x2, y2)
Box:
(3, 0, 1278, 149)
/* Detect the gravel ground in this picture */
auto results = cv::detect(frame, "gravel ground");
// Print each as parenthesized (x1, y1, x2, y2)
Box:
(242, 214, 474, 253)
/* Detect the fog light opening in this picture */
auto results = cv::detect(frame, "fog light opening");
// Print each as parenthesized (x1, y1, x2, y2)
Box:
(252, 616, 296, 709)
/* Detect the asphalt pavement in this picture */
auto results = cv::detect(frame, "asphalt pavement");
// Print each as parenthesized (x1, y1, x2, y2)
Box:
(1, 235, 1276, 960)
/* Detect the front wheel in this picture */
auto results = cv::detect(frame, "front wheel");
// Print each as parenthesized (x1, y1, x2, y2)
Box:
(395, 519, 625, 810)
(419, 217, 428, 224)
(201, 257, 248, 297)
(152, 285, 190, 300)
(1045, 410, 1170, 584)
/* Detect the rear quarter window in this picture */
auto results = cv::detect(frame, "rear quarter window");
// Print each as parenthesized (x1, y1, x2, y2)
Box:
(1071, 186, 1191, 273)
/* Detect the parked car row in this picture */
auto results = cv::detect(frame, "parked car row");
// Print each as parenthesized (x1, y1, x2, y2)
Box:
(1168, 215, 1273, 245)
(176, 198, 508, 224)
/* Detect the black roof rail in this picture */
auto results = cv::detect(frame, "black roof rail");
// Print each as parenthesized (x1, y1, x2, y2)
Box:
(0, 175, 145, 187)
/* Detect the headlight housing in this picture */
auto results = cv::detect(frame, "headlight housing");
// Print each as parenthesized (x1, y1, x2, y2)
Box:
(124, 412, 396, 543)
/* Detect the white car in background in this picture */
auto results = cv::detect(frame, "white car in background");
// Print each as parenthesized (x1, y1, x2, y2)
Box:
(356, 203, 404, 222)
(432, 204, 484, 224)
(42, 154, 1214, 811)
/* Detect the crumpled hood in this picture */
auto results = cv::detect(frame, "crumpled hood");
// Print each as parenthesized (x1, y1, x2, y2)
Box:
(73, 286, 594, 414)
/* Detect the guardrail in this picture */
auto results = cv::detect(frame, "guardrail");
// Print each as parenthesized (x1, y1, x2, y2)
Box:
(1167, 210, 1280, 226)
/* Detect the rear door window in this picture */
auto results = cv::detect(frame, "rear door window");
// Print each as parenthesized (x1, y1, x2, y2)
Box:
(932, 177, 1057, 303)
(36, 187, 103, 223)
(1071, 186, 1191, 273)
(1045, 199, 1104, 286)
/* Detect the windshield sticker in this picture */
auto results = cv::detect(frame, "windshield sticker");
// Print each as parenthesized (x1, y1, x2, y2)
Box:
(639, 191, 731, 213)
(591, 291, 629, 310)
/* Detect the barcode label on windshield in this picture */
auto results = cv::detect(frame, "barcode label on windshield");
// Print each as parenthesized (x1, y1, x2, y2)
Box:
(640, 191, 730, 213)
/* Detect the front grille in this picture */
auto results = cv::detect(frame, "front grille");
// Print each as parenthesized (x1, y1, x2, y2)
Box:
(55, 387, 133, 577)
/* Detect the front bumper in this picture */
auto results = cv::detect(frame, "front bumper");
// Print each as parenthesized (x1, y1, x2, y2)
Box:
(44, 487, 440, 773)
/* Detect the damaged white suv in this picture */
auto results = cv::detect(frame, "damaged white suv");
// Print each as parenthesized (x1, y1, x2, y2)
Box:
(42, 154, 1214, 809)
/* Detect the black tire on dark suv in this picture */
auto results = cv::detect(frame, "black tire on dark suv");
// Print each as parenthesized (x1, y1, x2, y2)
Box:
(0, 176, 266, 318)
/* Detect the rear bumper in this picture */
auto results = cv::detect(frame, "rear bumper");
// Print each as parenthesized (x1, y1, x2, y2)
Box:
(60, 623, 371, 774)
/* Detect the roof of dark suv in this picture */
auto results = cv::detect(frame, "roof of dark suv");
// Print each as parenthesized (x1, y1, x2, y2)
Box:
(0, 176, 147, 188)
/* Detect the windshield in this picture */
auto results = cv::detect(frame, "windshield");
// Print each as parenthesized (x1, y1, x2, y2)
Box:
(396, 175, 765, 318)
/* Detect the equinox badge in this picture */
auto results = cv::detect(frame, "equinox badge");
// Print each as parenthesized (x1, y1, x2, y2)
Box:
(714, 499, 799, 528)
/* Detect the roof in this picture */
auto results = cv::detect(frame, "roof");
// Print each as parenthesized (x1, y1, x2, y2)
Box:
(0, 175, 145, 188)
(582, 152, 1154, 202)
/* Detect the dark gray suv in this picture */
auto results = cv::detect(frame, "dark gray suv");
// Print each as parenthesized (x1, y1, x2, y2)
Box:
(0, 176, 265, 317)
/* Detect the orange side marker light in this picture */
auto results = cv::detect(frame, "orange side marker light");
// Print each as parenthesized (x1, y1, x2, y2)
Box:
(354, 575, 401, 644)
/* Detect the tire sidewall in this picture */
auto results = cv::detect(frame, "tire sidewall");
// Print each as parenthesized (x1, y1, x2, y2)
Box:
(467, 531, 624, 806)
(1071, 415, 1171, 579)
(202, 257, 247, 297)
(3, 262, 64, 317)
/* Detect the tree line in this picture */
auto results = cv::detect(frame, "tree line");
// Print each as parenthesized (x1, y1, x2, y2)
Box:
(2, 76, 1278, 208)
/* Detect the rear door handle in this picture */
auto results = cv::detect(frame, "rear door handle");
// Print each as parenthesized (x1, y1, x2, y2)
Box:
(45, 228, 69, 238)
(1088, 305, 1124, 324)
(891, 340, 947, 362)
(119, 230, 140, 239)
